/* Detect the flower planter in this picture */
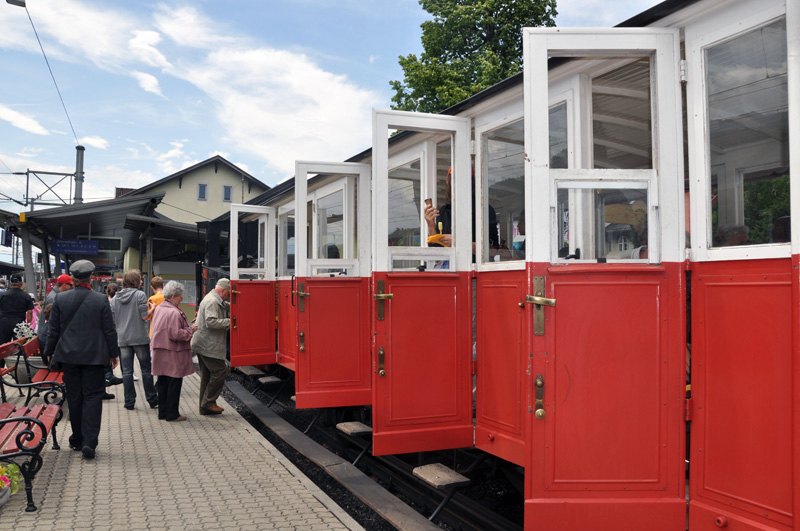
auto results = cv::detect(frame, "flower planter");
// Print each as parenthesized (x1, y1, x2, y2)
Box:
(15, 357, 42, 385)
(0, 485, 10, 509)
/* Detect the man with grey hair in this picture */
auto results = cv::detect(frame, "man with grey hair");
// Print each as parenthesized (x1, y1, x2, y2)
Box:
(191, 278, 231, 415)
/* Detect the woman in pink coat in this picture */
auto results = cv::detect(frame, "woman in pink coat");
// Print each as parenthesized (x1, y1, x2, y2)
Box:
(151, 281, 197, 422)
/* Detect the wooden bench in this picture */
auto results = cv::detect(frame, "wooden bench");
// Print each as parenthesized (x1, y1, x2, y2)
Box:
(1, 338, 65, 407)
(0, 397, 65, 512)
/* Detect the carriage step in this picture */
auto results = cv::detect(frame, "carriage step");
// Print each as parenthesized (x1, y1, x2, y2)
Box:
(336, 422, 372, 436)
(257, 375, 282, 386)
(237, 366, 266, 377)
(412, 463, 470, 490)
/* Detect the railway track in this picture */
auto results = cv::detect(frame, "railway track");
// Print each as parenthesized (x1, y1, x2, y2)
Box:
(225, 372, 523, 530)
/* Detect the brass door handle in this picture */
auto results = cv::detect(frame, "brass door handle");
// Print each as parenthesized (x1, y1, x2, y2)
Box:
(293, 291, 311, 297)
(524, 295, 556, 307)
(534, 373, 545, 419)
(378, 346, 386, 376)
(374, 293, 394, 300)
(231, 289, 241, 294)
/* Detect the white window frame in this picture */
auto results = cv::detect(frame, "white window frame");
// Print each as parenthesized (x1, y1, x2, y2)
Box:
(198, 183, 208, 201)
(372, 109, 471, 273)
(294, 161, 371, 278)
(524, 28, 683, 265)
(229, 203, 275, 280)
(685, 5, 796, 262)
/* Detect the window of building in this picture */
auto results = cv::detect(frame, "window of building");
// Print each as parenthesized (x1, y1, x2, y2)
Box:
(198, 183, 207, 201)
(618, 236, 629, 251)
(223, 185, 233, 202)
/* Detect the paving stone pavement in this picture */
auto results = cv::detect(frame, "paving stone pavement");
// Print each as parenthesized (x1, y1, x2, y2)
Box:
(0, 365, 364, 531)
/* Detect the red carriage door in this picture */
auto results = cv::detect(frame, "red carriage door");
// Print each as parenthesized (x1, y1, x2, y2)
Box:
(229, 204, 277, 367)
(293, 161, 372, 409)
(685, 8, 799, 530)
(523, 29, 687, 529)
(371, 110, 473, 455)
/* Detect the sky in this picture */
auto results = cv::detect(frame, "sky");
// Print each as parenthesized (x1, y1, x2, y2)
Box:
(0, 0, 664, 225)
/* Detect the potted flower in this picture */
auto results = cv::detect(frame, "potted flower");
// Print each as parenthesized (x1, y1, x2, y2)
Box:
(0, 463, 22, 508)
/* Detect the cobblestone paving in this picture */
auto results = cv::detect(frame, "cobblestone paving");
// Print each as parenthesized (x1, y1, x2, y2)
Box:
(0, 367, 363, 531)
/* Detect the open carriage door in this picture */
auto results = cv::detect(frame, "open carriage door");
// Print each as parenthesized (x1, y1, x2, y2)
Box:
(294, 161, 372, 409)
(229, 203, 277, 367)
(523, 29, 686, 529)
(371, 109, 473, 455)
(685, 5, 800, 530)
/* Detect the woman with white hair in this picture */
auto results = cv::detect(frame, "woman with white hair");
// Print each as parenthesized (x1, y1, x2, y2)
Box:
(150, 281, 197, 421)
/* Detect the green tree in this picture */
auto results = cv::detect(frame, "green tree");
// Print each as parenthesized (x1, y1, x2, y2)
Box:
(391, 0, 557, 114)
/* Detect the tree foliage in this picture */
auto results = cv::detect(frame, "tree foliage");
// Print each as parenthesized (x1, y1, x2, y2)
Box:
(391, 0, 557, 113)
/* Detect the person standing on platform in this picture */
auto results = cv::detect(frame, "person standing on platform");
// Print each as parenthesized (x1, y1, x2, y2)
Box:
(110, 269, 158, 410)
(37, 274, 72, 339)
(151, 281, 197, 422)
(145, 276, 165, 341)
(0, 278, 6, 292)
(43, 260, 120, 459)
(0, 273, 34, 345)
(192, 278, 231, 416)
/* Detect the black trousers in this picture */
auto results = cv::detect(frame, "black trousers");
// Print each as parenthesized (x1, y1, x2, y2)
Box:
(156, 375, 183, 421)
(61, 363, 105, 450)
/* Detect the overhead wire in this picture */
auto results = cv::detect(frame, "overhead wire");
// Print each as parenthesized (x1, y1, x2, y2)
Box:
(23, 4, 80, 145)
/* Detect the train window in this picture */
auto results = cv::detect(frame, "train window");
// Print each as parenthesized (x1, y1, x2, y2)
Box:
(316, 189, 345, 259)
(278, 210, 295, 277)
(482, 118, 524, 263)
(556, 184, 649, 261)
(705, 18, 789, 247)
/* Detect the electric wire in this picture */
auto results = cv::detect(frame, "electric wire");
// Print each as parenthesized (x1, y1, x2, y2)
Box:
(23, 5, 80, 145)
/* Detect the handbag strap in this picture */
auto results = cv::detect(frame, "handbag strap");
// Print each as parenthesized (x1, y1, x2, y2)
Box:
(60, 289, 92, 333)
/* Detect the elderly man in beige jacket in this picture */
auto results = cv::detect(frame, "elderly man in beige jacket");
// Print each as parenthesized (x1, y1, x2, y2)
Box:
(191, 278, 231, 415)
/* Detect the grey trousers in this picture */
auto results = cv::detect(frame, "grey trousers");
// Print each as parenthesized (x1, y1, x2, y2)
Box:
(196, 353, 229, 409)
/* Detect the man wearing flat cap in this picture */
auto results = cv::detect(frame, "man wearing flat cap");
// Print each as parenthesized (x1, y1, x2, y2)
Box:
(44, 260, 120, 459)
(191, 278, 231, 415)
(0, 273, 33, 345)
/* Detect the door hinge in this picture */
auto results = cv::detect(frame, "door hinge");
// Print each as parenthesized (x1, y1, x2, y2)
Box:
(684, 397, 693, 422)
(470, 139, 476, 155)
(679, 59, 688, 84)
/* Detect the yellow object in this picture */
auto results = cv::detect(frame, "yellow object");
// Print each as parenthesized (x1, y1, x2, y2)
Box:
(19, 213, 25, 222)
(427, 234, 449, 246)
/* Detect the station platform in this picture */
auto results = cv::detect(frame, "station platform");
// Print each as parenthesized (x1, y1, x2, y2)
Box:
(0, 365, 364, 531)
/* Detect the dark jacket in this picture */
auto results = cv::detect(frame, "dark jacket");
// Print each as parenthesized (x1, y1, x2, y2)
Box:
(44, 286, 120, 366)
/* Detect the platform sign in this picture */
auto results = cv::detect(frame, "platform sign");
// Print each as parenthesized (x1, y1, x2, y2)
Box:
(51, 238, 99, 255)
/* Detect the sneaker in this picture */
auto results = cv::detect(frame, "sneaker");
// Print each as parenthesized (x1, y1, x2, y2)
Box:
(82, 446, 95, 459)
(105, 376, 123, 386)
(149, 402, 159, 409)
(133, 375, 139, 381)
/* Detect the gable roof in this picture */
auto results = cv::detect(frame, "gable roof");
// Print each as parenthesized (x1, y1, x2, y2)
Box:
(123, 155, 269, 197)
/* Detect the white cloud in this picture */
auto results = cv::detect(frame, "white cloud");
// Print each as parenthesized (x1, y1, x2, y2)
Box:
(129, 30, 170, 68)
(80, 136, 110, 150)
(369, 54, 379, 64)
(131, 71, 165, 97)
(153, 5, 237, 49)
(0, 104, 49, 135)
(16, 147, 45, 158)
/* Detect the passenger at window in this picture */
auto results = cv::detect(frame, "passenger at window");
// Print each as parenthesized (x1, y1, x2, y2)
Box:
(423, 166, 500, 259)
(771, 216, 790, 243)
(715, 225, 750, 247)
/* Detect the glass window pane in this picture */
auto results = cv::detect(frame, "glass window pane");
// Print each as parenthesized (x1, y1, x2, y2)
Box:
(558, 186, 648, 261)
(258, 221, 266, 269)
(482, 119, 524, 263)
(592, 59, 653, 169)
(388, 159, 421, 248)
(317, 190, 344, 259)
(279, 211, 295, 276)
(706, 19, 789, 247)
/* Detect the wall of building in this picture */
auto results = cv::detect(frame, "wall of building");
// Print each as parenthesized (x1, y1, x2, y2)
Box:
(150, 164, 267, 224)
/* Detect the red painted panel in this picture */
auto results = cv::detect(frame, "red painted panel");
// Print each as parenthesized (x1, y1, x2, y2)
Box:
(372, 272, 473, 455)
(689, 258, 794, 530)
(276, 279, 297, 371)
(230, 280, 276, 367)
(295, 277, 371, 409)
(526, 262, 685, 529)
(475, 270, 527, 466)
